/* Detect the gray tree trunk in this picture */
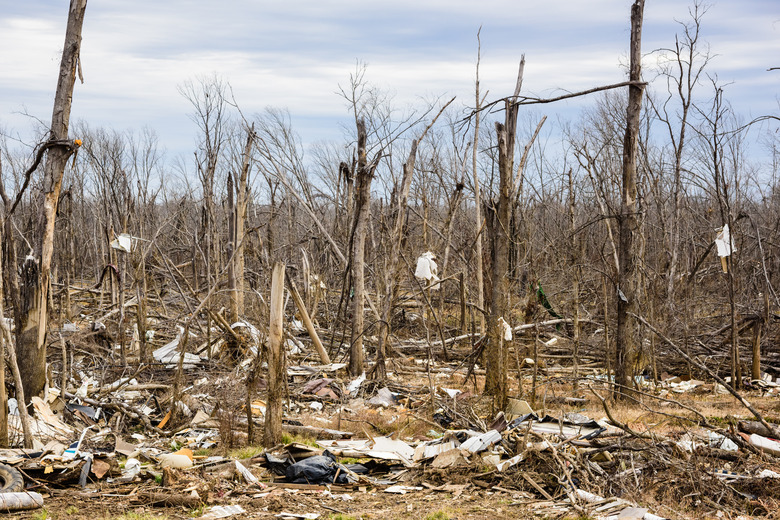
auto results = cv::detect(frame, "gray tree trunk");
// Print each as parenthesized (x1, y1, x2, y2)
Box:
(17, 0, 87, 402)
(615, 0, 645, 399)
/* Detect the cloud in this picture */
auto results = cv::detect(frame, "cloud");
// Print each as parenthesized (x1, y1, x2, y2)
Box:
(1, 0, 777, 158)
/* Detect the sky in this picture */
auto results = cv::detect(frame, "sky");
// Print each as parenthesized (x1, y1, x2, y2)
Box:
(1, 0, 778, 160)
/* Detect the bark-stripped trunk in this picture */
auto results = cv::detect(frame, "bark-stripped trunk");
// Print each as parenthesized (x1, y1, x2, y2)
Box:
(615, 0, 645, 399)
(227, 126, 254, 322)
(17, 0, 87, 402)
(264, 261, 285, 447)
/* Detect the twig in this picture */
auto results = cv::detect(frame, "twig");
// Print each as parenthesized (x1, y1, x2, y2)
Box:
(590, 387, 652, 440)
(632, 312, 776, 435)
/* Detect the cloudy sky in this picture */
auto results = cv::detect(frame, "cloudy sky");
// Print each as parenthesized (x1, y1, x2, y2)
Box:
(1, 0, 778, 158)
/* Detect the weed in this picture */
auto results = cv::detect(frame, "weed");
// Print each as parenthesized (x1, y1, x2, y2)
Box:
(105, 514, 170, 520)
(425, 512, 450, 520)
(228, 445, 264, 459)
(31, 510, 50, 520)
(65, 505, 79, 515)
(280, 432, 318, 447)
(339, 457, 369, 464)
(327, 515, 358, 520)
(189, 503, 206, 517)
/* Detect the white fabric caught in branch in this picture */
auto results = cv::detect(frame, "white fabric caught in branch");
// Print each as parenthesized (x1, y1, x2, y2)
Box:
(715, 224, 734, 257)
(414, 251, 440, 290)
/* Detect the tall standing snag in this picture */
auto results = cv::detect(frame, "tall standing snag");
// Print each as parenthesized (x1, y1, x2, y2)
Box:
(349, 119, 376, 376)
(17, 0, 87, 402)
(615, 0, 646, 399)
(484, 58, 524, 411)
(228, 125, 254, 323)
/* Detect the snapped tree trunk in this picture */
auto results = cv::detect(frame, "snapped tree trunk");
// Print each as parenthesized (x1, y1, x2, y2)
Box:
(228, 125, 254, 323)
(615, 0, 645, 399)
(17, 0, 87, 402)
(264, 261, 285, 447)
(349, 119, 375, 376)
(484, 59, 523, 411)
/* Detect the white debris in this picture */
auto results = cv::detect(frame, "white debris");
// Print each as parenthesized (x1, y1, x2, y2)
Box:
(110, 233, 143, 253)
(414, 251, 440, 290)
(498, 316, 513, 341)
(461, 430, 502, 454)
(346, 372, 366, 395)
(715, 224, 735, 257)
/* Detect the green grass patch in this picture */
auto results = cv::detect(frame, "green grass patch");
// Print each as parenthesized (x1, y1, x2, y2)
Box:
(228, 445, 265, 459)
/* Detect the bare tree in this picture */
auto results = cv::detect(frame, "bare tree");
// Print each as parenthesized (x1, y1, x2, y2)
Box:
(14, 0, 87, 401)
(348, 119, 377, 376)
(227, 124, 255, 322)
(484, 59, 524, 410)
(615, 0, 646, 399)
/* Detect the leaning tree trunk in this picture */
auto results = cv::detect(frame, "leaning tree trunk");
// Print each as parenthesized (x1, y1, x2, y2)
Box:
(615, 0, 645, 400)
(17, 0, 87, 402)
(349, 119, 375, 376)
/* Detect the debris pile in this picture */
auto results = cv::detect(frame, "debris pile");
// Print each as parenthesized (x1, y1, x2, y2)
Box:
(0, 346, 779, 520)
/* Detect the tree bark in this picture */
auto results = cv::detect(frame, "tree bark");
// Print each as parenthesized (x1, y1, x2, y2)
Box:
(264, 261, 285, 447)
(349, 119, 375, 376)
(288, 278, 330, 364)
(484, 58, 523, 411)
(472, 30, 486, 334)
(228, 126, 254, 323)
(751, 318, 762, 381)
(17, 0, 87, 402)
(615, 0, 645, 400)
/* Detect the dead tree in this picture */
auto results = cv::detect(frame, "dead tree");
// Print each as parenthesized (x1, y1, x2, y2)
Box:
(349, 119, 377, 376)
(615, 0, 645, 399)
(264, 261, 285, 447)
(227, 124, 254, 322)
(472, 28, 487, 334)
(16, 0, 87, 401)
(484, 59, 524, 411)
(374, 100, 453, 378)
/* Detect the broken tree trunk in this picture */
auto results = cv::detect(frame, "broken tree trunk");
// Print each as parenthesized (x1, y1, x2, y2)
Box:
(287, 277, 330, 365)
(349, 119, 375, 376)
(615, 0, 645, 400)
(484, 58, 523, 412)
(265, 261, 285, 447)
(16, 0, 87, 402)
(228, 125, 254, 323)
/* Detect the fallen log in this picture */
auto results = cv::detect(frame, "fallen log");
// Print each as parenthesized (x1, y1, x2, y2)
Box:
(135, 492, 202, 508)
(738, 420, 780, 439)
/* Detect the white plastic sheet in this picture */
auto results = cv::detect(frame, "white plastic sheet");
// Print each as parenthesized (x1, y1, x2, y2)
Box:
(414, 251, 441, 289)
(498, 317, 513, 341)
(110, 233, 142, 253)
(715, 224, 734, 257)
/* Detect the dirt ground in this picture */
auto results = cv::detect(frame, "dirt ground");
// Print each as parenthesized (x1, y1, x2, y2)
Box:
(20, 486, 551, 520)
(11, 378, 780, 520)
